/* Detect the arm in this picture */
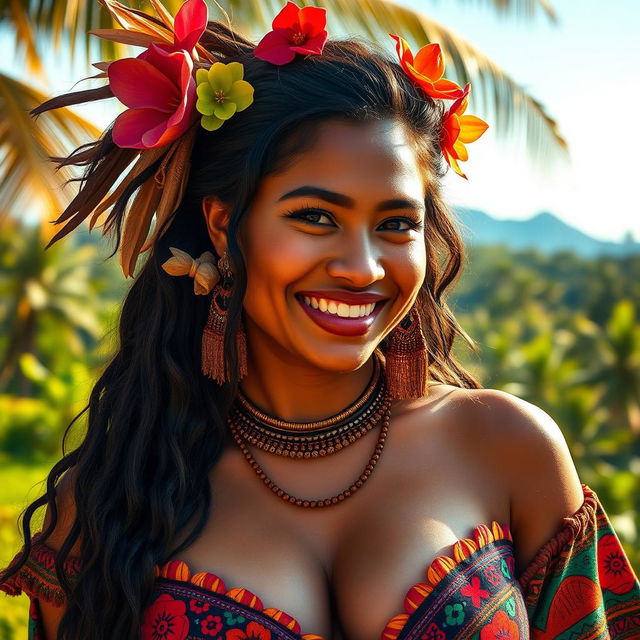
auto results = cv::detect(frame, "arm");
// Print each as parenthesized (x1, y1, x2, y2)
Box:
(34, 469, 81, 640)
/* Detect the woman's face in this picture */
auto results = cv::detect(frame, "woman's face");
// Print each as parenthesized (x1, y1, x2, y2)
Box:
(239, 117, 428, 372)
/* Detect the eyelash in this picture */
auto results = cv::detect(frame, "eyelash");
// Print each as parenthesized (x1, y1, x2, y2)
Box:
(282, 207, 422, 232)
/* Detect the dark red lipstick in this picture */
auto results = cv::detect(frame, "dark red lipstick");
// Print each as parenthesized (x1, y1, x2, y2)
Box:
(295, 292, 387, 337)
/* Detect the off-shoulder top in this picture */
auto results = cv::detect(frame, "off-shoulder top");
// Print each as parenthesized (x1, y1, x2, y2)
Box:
(1, 484, 639, 639)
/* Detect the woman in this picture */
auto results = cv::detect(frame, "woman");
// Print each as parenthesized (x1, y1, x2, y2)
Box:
(1, 1, 639, 639)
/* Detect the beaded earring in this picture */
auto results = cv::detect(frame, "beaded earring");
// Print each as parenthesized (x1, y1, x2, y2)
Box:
(201, 251, 248, 384)
(384, 305, 428, 399)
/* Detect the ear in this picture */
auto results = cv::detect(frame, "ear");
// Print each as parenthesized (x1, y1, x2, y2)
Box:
(202, 195, 231, 257)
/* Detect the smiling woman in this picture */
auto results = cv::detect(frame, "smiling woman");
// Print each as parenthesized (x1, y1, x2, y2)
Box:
(1, 0, 639, 639)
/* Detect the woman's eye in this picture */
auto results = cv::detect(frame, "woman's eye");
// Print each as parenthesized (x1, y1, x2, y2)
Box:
(283, 208, 334, 226)
(283, 208, 421, 232)
(378, 217, 421, 232)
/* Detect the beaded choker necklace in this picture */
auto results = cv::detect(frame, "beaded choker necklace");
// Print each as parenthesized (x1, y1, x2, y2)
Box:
(227, 351, 391, 508)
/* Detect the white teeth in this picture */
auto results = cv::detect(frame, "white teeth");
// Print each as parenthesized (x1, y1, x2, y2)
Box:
(337, 303, 350, 318)
(301, 296, 379, 319)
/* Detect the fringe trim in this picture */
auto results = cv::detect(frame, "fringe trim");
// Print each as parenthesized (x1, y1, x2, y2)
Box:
(517, 483, 598, 592)
(384, 352, 428, 399)
(0, 533, 80, 607)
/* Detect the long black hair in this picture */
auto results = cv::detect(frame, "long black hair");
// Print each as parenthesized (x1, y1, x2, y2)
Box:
(0, 18, 481, 639)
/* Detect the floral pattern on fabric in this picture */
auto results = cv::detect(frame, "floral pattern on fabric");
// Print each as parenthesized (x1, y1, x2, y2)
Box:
(2, 484, 639, 640)
(518, 484, 640, 639)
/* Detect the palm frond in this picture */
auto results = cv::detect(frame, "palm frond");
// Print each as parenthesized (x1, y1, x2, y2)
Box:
(0, 71, 103, 235)
(452, 0, 557, 22)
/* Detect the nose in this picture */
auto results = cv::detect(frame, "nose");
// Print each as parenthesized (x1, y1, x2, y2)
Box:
(325, 232, 385, 287)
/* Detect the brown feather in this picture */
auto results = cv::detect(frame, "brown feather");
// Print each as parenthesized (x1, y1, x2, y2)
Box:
(30, 85, 114, 117)
(89, 146, 168, 230)
(120, 177, 164, 277)
(140, 125, 197, 253)
(99, 0, 173, 41)
(43, 147, 139, 250)
(88, 28, 168, 48)
(147, 0, 175, 31)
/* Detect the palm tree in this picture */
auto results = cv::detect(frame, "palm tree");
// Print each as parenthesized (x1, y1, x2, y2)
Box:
(0, 0, 568, 226)
(0, 217, 109, 394)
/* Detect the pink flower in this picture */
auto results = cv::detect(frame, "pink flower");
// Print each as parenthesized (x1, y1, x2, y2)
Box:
(254, 1, 327, 66)
(108, 0, 208, 149)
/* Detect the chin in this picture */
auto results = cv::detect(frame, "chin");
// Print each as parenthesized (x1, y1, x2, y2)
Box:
(295, 341, 379, 373)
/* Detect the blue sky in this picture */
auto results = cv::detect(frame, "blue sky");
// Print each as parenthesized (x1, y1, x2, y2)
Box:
(2, 0, 638, 242)
(400, 0, 640, 243)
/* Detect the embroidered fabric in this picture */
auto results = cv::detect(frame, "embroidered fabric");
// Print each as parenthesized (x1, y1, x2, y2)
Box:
(1, 484, 639, 640)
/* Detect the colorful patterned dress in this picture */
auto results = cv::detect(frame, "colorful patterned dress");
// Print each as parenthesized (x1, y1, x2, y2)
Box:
(1, 484, 639, 639)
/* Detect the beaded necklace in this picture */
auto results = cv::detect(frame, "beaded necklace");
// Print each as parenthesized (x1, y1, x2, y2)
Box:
(227, 352, 391, 508)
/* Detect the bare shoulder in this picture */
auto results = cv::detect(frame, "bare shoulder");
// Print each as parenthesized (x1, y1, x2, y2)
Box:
(448, 387, 585, 571)
(396, 385, 585, 571)
(42, 466, 82, 554)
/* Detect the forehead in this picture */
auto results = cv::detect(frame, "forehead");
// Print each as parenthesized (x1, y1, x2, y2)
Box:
(257, 118, 426, 205)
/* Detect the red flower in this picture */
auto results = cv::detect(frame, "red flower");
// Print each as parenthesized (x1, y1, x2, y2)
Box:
(389, 34, 464, 100)
(480, 609, 520, 640)
(226, 620, 272, 639)
(201, 614, 224, 636)
(598, 533, 637, 594)
(189, 598, 210, 614)
(108, 0, 208, 148)
(254, 1, 327, 65)
(141, 593, 190, 640)
(420, 621, 446, 640)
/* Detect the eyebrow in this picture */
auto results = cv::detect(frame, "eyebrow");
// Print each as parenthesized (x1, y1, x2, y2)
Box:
(277, 185, 426, 213)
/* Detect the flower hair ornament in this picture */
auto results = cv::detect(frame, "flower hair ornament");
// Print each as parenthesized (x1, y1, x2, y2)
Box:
(31, 0, 487, 389)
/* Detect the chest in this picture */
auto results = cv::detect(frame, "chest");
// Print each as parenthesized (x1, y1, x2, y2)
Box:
(169, 407, 511, 640)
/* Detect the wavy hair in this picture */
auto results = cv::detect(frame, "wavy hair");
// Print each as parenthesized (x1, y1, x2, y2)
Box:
(0, 17, 481, 640)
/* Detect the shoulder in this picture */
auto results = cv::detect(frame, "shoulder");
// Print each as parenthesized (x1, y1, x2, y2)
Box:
(42, 466, 82, 555)
(449, 387, 586, 570)
(403, 385, 585, 570)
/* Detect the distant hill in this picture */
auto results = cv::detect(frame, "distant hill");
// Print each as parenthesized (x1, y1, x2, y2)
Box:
(454, 208, 640, 258)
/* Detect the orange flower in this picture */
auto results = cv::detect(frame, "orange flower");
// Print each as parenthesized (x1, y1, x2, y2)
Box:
(441, 83, 488, 179)
(389, 34, 464, 100)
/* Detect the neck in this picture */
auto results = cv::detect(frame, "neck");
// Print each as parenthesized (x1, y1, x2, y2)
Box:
(239, 341, 375, 423)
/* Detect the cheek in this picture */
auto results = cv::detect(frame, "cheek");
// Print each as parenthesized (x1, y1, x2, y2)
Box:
(240, 221, 319, 313)
(387, 238, 427, 297)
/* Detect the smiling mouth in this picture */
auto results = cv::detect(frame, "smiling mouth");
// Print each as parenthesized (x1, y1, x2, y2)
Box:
(300, 295, 378, 318)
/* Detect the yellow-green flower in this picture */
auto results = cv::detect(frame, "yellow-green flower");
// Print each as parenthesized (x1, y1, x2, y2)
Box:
(195, 61, 254, 131)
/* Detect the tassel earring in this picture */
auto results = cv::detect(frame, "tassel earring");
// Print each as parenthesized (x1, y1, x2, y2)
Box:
(384, 305, 428, 399)
(201, 251, 248, 384)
